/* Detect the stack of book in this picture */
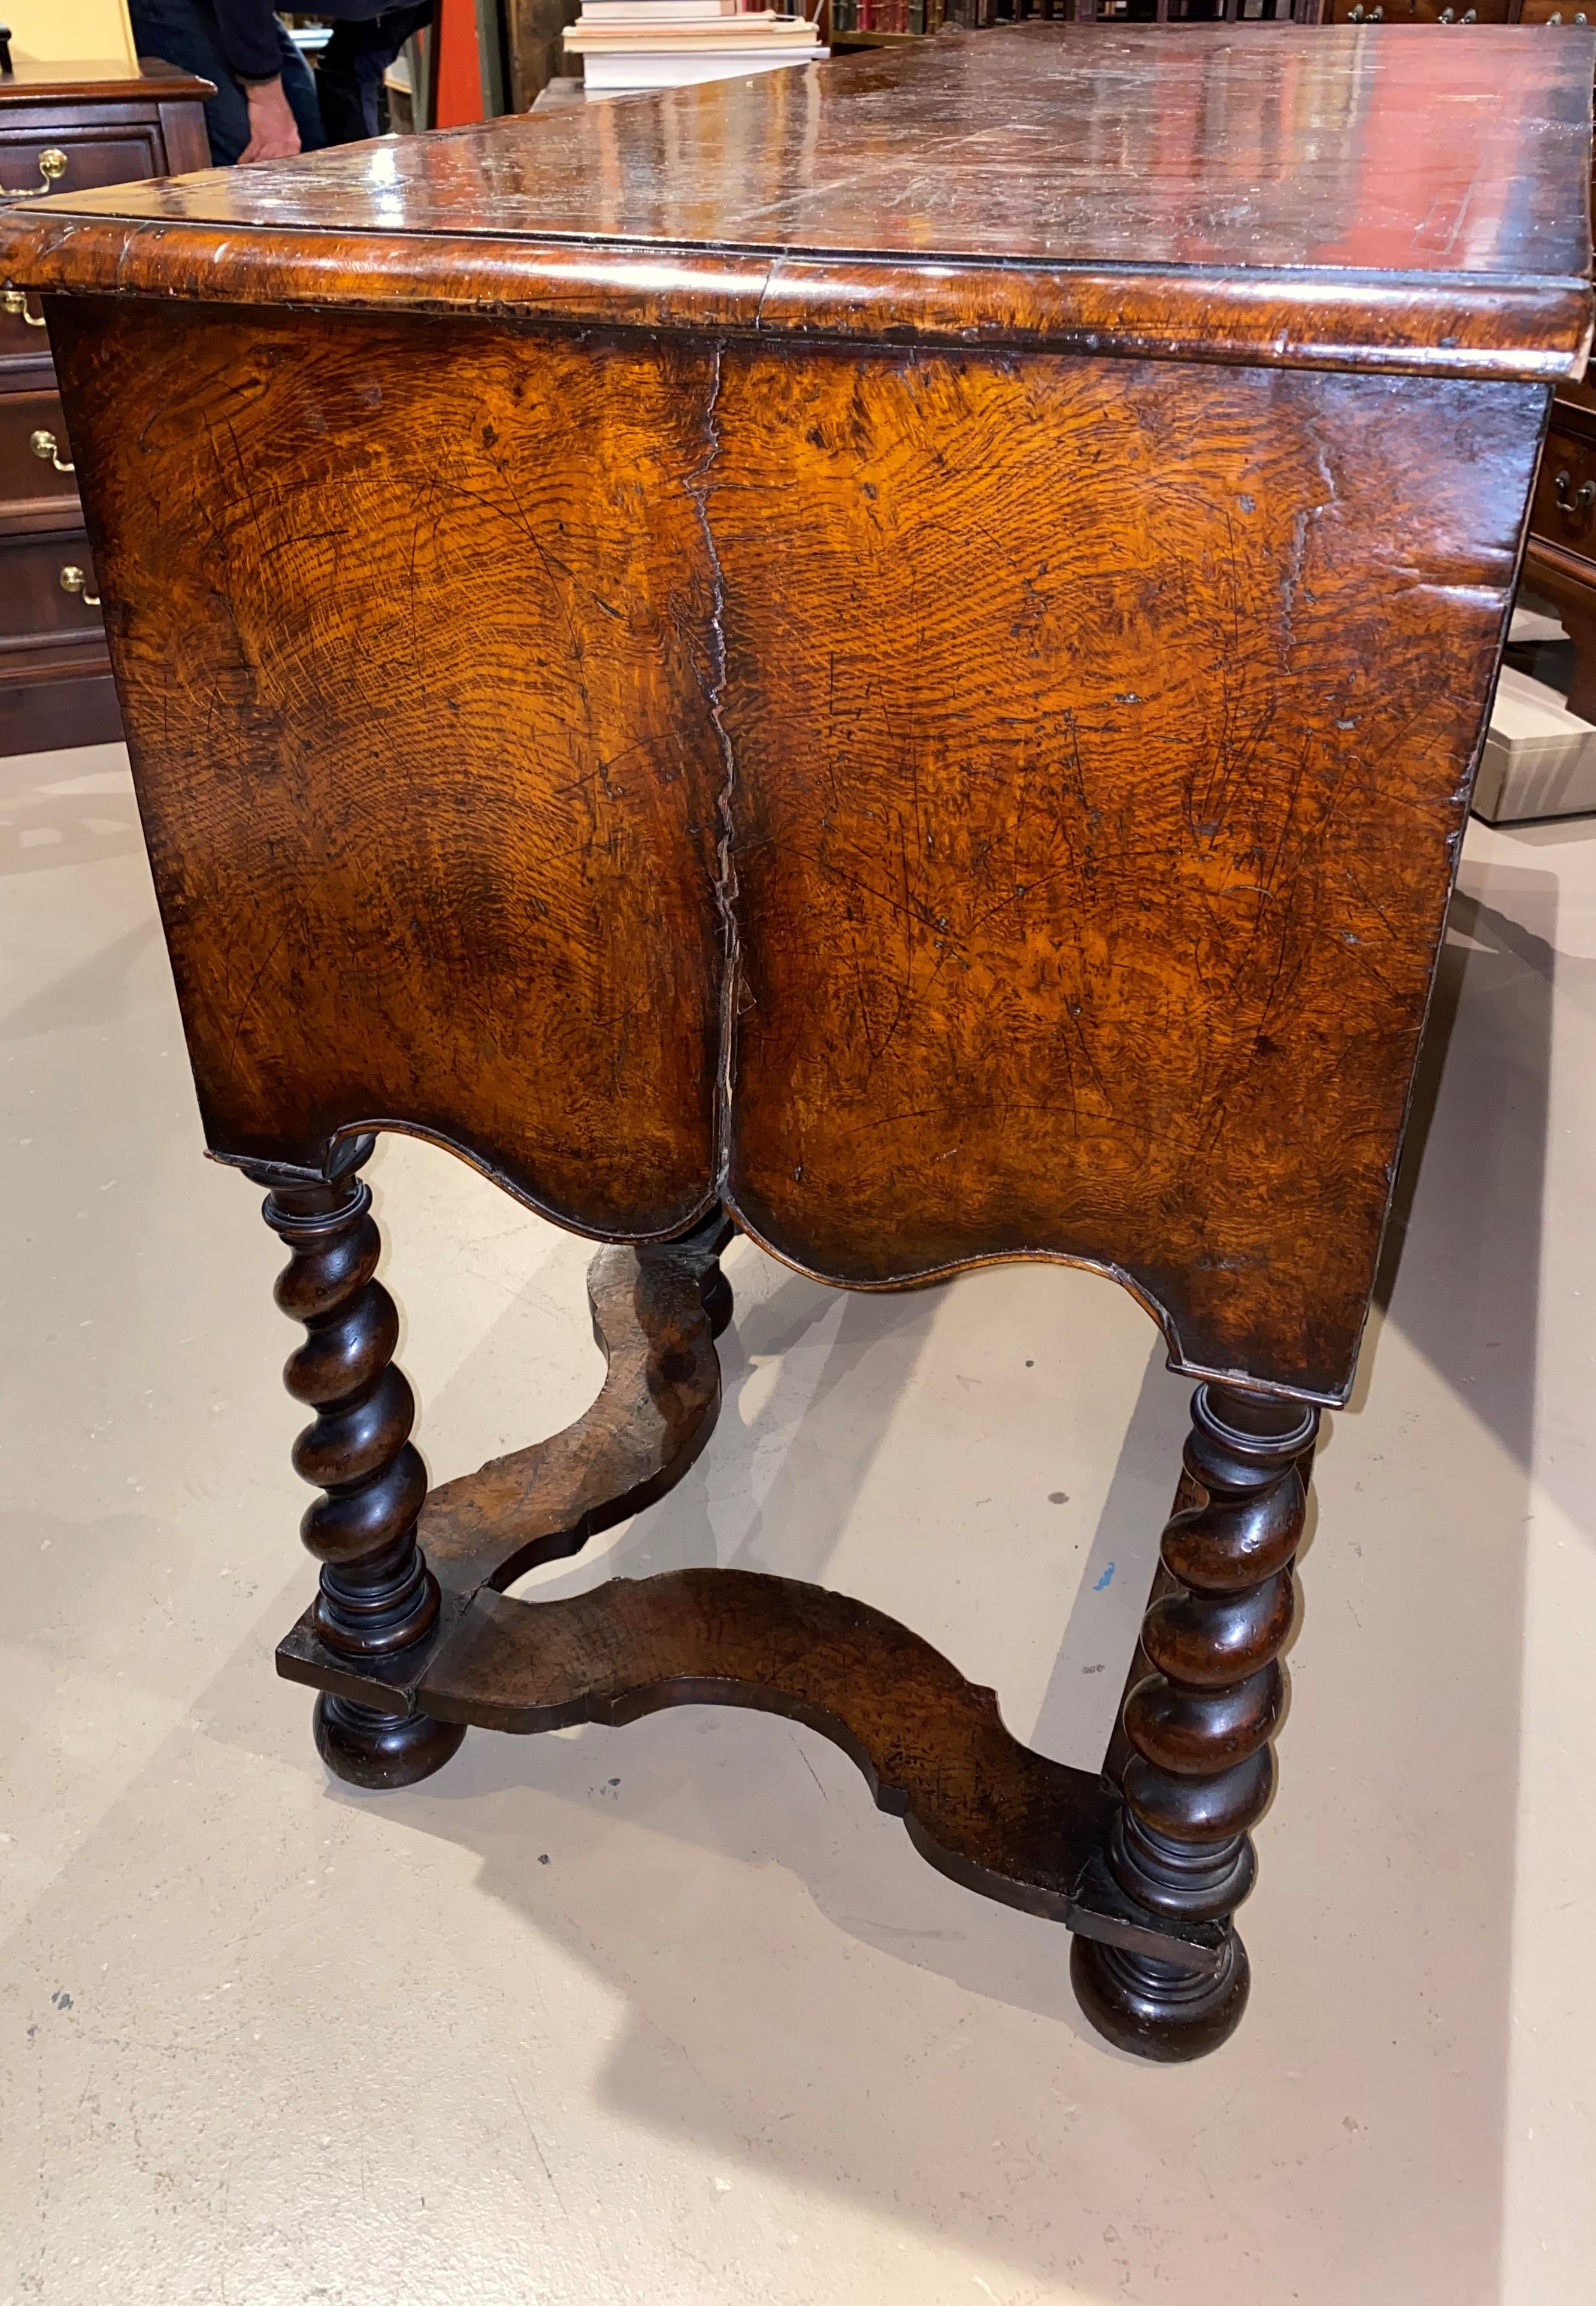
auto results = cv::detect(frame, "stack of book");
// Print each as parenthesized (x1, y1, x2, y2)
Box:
(564, 0, 826, 93)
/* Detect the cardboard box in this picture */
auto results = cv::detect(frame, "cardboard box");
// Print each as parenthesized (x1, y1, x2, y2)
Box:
(1474, 662, 1596, 825)
(6, 2, 138, 74)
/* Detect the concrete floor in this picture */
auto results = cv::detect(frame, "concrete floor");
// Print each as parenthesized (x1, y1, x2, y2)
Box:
(1, 737, 1592, 2306)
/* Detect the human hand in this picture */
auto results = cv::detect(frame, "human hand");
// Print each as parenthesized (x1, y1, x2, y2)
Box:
(240, 77, 302, 164)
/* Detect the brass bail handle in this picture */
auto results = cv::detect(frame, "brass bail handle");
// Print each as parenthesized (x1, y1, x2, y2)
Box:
(2, 288, 45, 327)
(11, 146, 66, 199)
(59, 564, 101, 610)
(29, 427, 73, 474)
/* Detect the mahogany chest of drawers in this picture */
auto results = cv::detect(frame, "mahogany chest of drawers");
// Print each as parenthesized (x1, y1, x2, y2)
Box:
(0, 59, 211, 756)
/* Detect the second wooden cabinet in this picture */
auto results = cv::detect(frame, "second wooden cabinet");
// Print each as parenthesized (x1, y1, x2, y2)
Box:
(0, 59, 212, 757)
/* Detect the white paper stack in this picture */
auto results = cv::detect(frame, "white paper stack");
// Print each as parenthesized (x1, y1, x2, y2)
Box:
(565, 0, 826, 92)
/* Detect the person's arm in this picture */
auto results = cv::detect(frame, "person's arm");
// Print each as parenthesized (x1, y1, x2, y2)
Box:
(213, 1, 303, 162)
(239, 75, 302, 164)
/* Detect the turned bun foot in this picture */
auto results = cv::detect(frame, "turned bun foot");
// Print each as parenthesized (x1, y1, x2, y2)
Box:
(313, 1693, 466, 1790)
(1070, 1929, 1250, 2062)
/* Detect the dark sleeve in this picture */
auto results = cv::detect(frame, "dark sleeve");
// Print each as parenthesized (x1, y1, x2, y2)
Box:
(212, 0, 287, 83)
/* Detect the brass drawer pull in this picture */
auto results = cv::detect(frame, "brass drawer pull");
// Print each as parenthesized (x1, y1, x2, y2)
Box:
(1553, 468, 1596, 516)
(59, 564, 101, 609)
(1348, 5, 1384, 19)
(2, 288, 45, 326)
(29, 427, 74, 474)
(10, 147, 68, 199)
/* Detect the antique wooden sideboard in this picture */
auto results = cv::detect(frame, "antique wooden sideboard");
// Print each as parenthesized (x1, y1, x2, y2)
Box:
(0, 58, 211, 756)
(1, 24, 1588, 2060)
(1524, 368, 1596, 713)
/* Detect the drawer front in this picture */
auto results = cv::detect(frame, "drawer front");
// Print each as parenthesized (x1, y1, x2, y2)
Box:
(0, 127, 163, 205)
(1519, 0, 1592, 22)
(1531, 426, 1596, 567)
(0, 288, 52, 361)
(1556, 377, 1596, 421)
(1, 114, 183, 361)
(0, 387, 77, 517)
(0, 530, 102, 646)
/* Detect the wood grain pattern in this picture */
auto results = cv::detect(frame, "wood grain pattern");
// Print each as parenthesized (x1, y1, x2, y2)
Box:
(10, 24, 1587, 1405)
(10, 222, 1588, 383)
(425, 1569, 1134, 1913)
(288, 1560, 1222, 1971)
(50, 298, 726, 1237)
(420, 1221, 730, 1594)
(4, 29, 1592, 379)
(711, 347, 1546, 1393)
(44, 288, 1547, 1397)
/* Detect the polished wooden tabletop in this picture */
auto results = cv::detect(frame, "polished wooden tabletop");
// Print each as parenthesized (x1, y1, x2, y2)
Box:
(14, 26, 1592, 276)
(5, 26, 1591, 378)
(0, 58, 215, 103)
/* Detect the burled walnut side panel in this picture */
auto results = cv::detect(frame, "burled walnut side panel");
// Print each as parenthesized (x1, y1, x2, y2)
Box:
(53, 301, 1544, 1394)
(707, 352, 1544, 1396)
(50, 300, 726, 1235)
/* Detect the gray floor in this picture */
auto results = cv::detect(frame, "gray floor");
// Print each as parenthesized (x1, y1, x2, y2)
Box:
(2, 740, 1592, 2304)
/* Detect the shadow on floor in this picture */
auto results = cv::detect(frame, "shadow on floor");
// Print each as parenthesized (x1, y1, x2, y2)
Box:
(0, 741, 143, 879)
(1371, 864, 1572, 1541)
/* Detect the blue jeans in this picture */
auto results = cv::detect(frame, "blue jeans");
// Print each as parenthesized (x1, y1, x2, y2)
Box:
(319, 5, 434, 145)
(129, 1, 326, 167)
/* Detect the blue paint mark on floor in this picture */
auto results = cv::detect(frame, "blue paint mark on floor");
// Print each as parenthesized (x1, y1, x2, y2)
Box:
(1094, 1561, 1116, 1591)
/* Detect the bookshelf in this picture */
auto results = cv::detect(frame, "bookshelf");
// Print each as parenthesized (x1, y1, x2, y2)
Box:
(827, 2, 1325, 40)
(830, 1, 1596, 41)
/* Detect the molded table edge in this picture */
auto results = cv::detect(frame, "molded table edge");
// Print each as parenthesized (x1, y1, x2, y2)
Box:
(1, 211, 1590, 380)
